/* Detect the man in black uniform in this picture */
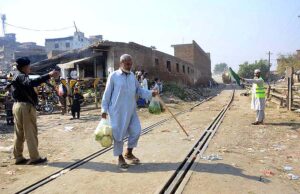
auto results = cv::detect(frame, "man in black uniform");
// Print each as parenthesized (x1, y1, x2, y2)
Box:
(11, 57, 59, 165)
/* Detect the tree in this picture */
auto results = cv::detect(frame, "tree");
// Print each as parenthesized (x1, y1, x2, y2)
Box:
(277, 54, 300, 75)
(238, 60, 269, 79)
(213, 63, 228, 74)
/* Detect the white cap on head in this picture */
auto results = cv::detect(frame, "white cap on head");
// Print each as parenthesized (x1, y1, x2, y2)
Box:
(254, 69, 261, 73)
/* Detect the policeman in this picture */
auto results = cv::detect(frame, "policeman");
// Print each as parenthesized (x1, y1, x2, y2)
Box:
(11, 57, 59, 165)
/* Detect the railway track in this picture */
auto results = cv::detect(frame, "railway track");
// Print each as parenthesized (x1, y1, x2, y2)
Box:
(16, 94, 217, 194)
(157, 89, 235, 194)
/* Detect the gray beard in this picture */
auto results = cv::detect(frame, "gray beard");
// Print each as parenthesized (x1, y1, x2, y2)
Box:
(121, 67, 131, 73)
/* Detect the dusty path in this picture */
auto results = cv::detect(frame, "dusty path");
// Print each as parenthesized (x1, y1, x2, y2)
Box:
(0, 89, 229, 193)
(31, 90, 233, 194)
(0, 91, 230, 193)
(183, 90, 300, 194)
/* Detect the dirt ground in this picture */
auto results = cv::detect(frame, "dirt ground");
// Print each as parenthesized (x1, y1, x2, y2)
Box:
(183, 89, 300, 194)
(0, 87, 299, 194)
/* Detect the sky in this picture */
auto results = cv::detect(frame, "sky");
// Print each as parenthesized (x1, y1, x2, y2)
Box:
(1, 0, 300, 71)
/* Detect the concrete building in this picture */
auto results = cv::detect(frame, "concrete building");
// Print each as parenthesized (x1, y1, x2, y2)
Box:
(45, 32, 103, 55)
(14, 42, 47, 64)
(0, 33, 47, 72)
(31, 40, 212, 86)
(0, 33, 17, 72)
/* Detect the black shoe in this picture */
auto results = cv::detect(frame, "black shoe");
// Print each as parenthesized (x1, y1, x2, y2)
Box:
(27, 157, 47, 165)
(15, 158, 30, 165)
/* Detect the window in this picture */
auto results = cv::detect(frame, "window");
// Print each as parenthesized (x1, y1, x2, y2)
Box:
(155, 58, 159, 65)
(182, 65, 185, 74)
(176, 63, 179, 72)
(66, 42, 70, 48)
(166, 60, 171, 72)
(188, 67, 190, 74)
(55, 43, 59, 49)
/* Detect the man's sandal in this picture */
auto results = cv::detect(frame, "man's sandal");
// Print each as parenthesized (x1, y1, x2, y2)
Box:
(252, 121, 260, 125)
(124, 154, 140, 164)
(118, 161, 129, 170)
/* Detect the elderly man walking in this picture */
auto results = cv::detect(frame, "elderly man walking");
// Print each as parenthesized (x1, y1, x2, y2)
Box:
(241, 69, 266, 125)
(101, 54, 157, 169)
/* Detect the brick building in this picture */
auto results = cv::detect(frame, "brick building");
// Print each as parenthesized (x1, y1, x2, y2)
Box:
(31, 40, 211, 86)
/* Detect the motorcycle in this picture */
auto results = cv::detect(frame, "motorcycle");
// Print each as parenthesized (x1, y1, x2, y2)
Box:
(36, 98, 54, 114)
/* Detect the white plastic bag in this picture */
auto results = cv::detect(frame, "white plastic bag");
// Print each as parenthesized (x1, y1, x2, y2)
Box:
(94, 118, 113, 147)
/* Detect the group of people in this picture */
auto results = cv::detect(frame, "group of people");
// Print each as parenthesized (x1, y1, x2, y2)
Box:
(8, 54, 266, 170)
(57, 77, 83, 120)
(135, 70, 163, 107)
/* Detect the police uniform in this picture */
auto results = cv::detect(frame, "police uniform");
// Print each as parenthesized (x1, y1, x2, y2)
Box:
(11, 58, 51, 164)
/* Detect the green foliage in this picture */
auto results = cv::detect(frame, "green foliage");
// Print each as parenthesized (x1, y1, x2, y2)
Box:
(163, 83, 187, 100)
(277, 54, 300, 75)
(238, 60, 269, 79)
(213, 63, 228, 74)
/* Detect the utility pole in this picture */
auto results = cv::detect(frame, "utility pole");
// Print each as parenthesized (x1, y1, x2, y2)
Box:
(267, 51, 272, 83)
(73, 21, 78, 32)
(1, 14, 6, 36)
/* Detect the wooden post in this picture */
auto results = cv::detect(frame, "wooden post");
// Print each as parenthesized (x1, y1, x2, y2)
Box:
(94, 78, 100, 109)
(267, 85, 271, 99)
(286, 67, 294, 111)
(94, 58, 98, 108)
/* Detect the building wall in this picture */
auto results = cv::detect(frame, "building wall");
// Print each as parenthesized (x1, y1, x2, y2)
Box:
(45, 32, 90, 54)
(106, 42, 196, 86)
(172, 40, 211, 85)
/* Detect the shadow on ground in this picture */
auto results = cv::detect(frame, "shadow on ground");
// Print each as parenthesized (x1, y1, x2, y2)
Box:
(48, 161, 268, 183)
(266, 122, 300, 131)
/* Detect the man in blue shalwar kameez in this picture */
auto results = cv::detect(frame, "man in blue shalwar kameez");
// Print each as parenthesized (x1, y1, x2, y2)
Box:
(101, 54, 157, 169)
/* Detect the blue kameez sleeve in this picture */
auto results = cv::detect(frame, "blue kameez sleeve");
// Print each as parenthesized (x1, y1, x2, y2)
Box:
(101, 74, 114, 113)
(135, 79, 152, 101)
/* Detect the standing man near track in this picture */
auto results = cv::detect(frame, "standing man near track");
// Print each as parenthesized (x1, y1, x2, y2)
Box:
(101, 54, 158, 169)
(240, 69, 266, 125)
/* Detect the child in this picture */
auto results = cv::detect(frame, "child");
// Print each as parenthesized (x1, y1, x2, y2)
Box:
(71, 88, 83, 119)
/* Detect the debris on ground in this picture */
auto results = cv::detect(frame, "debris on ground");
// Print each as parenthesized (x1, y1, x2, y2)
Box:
(261, 169, 275, 177)
(201, 154, 223, 161)
(0, 146, 13, 153)
(5, 170, 15, 175)
(64, 126, 74, 132)
(283, 165, 293, 171)
(287, 173, 299, 180)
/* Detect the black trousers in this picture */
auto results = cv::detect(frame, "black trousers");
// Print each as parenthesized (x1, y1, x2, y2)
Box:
(72, 111, 80, 119)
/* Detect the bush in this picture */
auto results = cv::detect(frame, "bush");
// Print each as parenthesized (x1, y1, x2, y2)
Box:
(163, 83, 187, 100)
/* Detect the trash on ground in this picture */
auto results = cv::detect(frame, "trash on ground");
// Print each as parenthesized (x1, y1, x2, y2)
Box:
(261, 169, 275, 177)
(287, 173, 299, 180)
(5, 170, 15, 175)
(201, 154, 223, 161)
(0, 146, 13, 153)
(64, 126, 74, 132)
(272, 144, 286, 151)
(283, 165, 293, 171)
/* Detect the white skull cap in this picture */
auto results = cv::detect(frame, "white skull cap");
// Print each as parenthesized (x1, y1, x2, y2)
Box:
(254, 69, 261, 73)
